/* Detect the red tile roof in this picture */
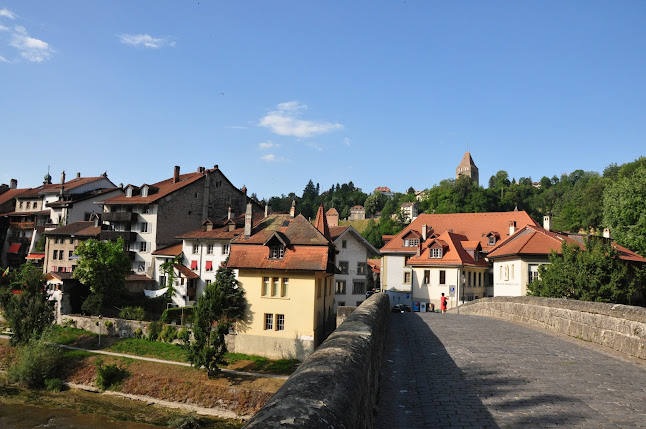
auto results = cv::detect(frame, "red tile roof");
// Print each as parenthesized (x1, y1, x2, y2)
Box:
(329, 226, 349, 241)
(174, 264, 200, 279)
(0, 188, 29, 207)
(227, 214, 333, 272)
(45, 221, 99, 237)
(457, 152, 478, 169)
(19, 176, 112, 198)
(407, 231, 489, 268)
(381, 211, 538, 254)
(314, 203, 330, 239)
(152, 242, 183, 257)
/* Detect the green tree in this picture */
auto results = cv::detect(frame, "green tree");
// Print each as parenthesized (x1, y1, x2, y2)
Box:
(159, 252, 185, 301)
(364, 192, 387, 217)
(603, 164, 646, 257)
(73, 238, 131, 315)
(527, 239, 638, 304)
(185, 263, 245, 376)
(0, 264, 54, 346)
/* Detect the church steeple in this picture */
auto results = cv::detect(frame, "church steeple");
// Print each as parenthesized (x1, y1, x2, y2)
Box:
(456, 152, 479, 186)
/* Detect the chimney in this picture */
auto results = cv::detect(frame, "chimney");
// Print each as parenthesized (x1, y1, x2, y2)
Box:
(76, 172, 81, 178)
(206, 221, 213, 232)
(264, 204, 270, 218)
(59, 171, 66, 196)
(422, 224, 427, 241)
(244, 202, 253, 238)
(173, 166, 180, 184)
(241, 186, 247, 196)
(543, 214, 551, 232)
(10, 179, 17, 189)
(197, 166, 205, 174)
(509, 221, 516, 236)
(290, 200, 296, 218)
(603, 228, 611, 239)
(227, 206, 233, 220)
(93, 214, 100, 227)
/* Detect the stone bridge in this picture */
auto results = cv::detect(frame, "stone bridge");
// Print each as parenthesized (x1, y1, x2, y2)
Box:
(244, 296, 646, 428)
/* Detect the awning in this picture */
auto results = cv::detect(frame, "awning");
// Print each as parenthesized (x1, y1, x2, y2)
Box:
(205, 261, 213, 271)
(144, 287, 168, 298)
(26, 253, 45, 260)
(8, 243, 21, 253)
(190, 260, 198, 270)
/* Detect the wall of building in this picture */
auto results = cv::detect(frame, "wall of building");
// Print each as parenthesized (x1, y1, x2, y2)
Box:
(493, 256, 547, 297)
(334, 233, 370, 310)
(411, 266, 460, 309)
(456, 296, 646, 360)
(243, 293, 390, 429)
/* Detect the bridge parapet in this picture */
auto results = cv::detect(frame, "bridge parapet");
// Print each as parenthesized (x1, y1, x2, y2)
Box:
(243, 292, 390, 429)
(457, 296, 646, 360)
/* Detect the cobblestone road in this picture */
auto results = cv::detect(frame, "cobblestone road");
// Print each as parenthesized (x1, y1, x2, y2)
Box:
(375, 312, 646, 428)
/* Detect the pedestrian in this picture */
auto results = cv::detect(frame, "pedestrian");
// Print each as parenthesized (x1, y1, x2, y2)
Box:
(441, 293, 448, 313)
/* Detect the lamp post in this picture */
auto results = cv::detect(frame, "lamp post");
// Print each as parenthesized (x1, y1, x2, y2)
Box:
(98, 315, 102, 348)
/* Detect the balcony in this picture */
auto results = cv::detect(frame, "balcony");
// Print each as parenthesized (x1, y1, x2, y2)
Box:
(102, 212, 138, 222)
(100, 230, 137, 243)
(10, 221, 35, 230)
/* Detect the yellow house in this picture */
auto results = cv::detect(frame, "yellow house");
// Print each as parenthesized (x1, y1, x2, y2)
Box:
(227, 204, 336, 361)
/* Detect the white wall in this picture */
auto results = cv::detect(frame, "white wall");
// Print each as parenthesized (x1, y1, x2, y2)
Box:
(333, 231, 371, 310)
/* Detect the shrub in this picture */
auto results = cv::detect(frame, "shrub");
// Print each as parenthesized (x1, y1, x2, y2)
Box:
(159, 325, 178, 343)
(119, 306, 146, 321)
(147, 321, 163, 341)
(7, 337, 64, 389)
(95, 358, 130, 391)
(104, 320, 113, 329)
(168, 412, 201, 429)
(61, 319, 77, 328)
(178, 327, 191, 345)
(134, 327, 143, 339)
(45, 378, 64, 392)
(161, 306, 194, 325)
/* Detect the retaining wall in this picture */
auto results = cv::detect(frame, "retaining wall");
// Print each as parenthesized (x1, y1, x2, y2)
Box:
(243, 292, 390, 429)
(456, 296, 646, 360)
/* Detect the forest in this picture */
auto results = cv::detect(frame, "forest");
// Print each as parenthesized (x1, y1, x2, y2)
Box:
(263, 157, 646, 256)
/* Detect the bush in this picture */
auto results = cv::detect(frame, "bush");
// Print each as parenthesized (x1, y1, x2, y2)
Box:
(134, 327, 143, 339)
(159, 325, 178, 343)
(178, 327, 191, 345)
(161, 306, 194, 325)
(45, 378, 64, 392)
(61, 319, 77, 328)
(7, 337, 64, 389)
(168, 412, 201, 429)
(119, 306, 146, 321)
(104, 320, 113, 329)
(147, 321, 163, 341)
(95, 358, 130, 391)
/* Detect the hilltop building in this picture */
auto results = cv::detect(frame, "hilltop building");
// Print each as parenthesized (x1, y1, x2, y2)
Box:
(456, 152, 479, 185)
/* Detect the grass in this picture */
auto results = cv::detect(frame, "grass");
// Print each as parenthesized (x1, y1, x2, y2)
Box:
(223, 353, 300, 376)
(50, 326, 94, 345)
(107, 338, 188, 362)
(339, 218, 379, 234)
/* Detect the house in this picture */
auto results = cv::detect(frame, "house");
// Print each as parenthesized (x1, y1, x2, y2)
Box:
(400, 202, 418, 223)
(100, 165, 263, 283)
(2, 172, 115, 268)
(349, 205, 366, 221)
(226, 203, 337, 360)
(456, 152, 479, 185)
(487, 216, 646, 297)
(329, 225, 380, 311)
(380, 211, 537, 309)
(374, 187, 394, 199)
(42, 219, 101, 274)
(0, 179, 28, 267)
(325, 207, 339, 227)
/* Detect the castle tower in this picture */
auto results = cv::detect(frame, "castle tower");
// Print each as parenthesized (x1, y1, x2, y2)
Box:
(456, 152, 479, 185)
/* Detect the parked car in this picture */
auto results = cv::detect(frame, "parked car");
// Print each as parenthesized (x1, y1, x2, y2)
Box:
(392, 304, 404, 313)
(366, 291, 375, 298)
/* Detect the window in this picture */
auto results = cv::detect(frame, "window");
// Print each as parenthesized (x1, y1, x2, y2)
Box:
(276, 314, 285, 331)
(205, 261, 213, 271)
(342, 240, 347, 249)
(262, 277, 269, 296)
(139, 241, 147, 252)
(430, 248, 442, 258)
(468, 272, 472, 286)
(439, 270, 446, 285)
(33, 202, 38, 209)
(403, 272, 411, 284)
(138, 262, 145, 272)
(352, 281, 365, 294)
(206, 279, 212, 286)
(357, 262, 366, 275)
(466, 293, 475, 302)
(339, 261, 349, 274)
(423, 270, 430, 284)
(159, 275, 167, 286)
(142, 205, 150, 214)
(281, 278, 288, 297)
(26, 202, 30, 209)
(126, 187, 132, 198)
(206, 244, 213, 254)
(190, 260, 198, 270)
(52, 250, 58, 260)
(529, 265, 540, 283)
(192, 244, 199, 254)
(19, 201, 23, 209)
(488, 236, 496, 245)
(68, 250, 73, 260)
(140, 222, 148, 233)
(404, 239, 420, 247)
(338, 301, 346, 307)
(222, 244, 229, 255)
(270, 246, 285, 259)
(271, 277, 279, 297)
(335, 280, 346, 294)
(478, 272, 482, 287)
(264, 313, 273, 330)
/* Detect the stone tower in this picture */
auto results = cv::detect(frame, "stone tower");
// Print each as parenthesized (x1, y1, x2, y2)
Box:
(456, 152, 479, 185)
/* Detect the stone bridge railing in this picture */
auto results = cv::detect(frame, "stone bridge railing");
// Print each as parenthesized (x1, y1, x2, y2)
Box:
(456, 296, 646, 360)
(243, 292, 390, 429)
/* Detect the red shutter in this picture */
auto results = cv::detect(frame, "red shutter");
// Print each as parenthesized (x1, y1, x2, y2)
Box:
(190, 260, 198, 270)
(205, 261, 213, 271)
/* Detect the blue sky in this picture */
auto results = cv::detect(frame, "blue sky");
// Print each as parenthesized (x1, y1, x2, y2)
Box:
(1, 1, 645, 200)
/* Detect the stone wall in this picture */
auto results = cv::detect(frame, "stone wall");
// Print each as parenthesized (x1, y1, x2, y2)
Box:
(456, 297, 646, 360)
(243, 293, 390, 429)
(336, 305, 357, 327)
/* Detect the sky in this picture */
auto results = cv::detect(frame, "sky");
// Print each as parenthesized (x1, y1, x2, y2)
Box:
(1, 1, 645, 201)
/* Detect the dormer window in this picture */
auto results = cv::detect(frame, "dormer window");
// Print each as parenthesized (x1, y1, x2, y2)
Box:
(430, 248, 443, 258)
(488, 236, 496, 245)
(141, 186, 149, 197)
(404, 239, 420, 247)
(126, 187, 133, 198)
(270, 245, 285, 259)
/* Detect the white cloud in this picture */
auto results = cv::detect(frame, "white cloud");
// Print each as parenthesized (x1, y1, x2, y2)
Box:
(259, 101, 343, 138)
(258, 140, 280, 150)
(261, 154, 288, 163)
(306, 142, 323, 152)
(0, 8, 17, 20)
(0, 55, 9, 63)
(118, 33, 175, 49)
(344, 137, 352, 146)
(9, 25, 54, 62)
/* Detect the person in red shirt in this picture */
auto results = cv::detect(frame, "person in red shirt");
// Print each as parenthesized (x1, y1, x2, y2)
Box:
(441, 293, 449, 313)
